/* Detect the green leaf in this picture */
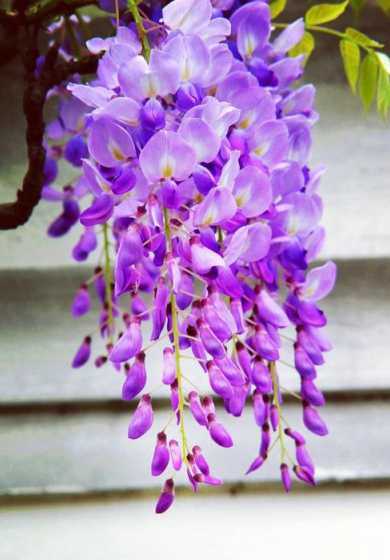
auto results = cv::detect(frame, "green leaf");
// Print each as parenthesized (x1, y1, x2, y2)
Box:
(270, 0, 287, 19)
(339, 39, 360, 93)
(350, 0, 366, 11)
(289, 32, 315, 65)
(377, 0, 390, 14)
(376, 52, 390, 74)
(377, 65, 390, 118)
(345, 27, 384, 48)
(359, 52, 379, 111)
(305, 1, 349, 25)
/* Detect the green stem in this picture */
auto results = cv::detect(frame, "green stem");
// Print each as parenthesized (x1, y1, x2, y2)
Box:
(102, 223, 114, 344)
(270, 361, 286, 463)
(273, 22, 371, 53)
(128, 0, 151, 61)
(163, 207, 189, 463)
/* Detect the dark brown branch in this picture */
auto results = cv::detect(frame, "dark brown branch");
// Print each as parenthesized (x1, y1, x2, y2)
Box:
(0, 39, 99, 230)
(0, 0, 97, 26)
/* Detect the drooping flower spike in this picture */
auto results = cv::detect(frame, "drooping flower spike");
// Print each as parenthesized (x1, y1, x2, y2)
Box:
(43, 0, 337, 513)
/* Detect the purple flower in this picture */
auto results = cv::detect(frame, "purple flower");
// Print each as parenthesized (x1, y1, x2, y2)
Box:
(49, 0, 337, 509)
(280, 463, 292, 493)
(110, 318, 142, 363)
(151, 432, 170, 476)
(303, 402, 329, 436)
(122, 353, 146, 400)
(207, 413, 233, 447)
(155, 479, 175, 514)
(71, 285, 90, 317)
(71, 336, 91, 368)
(140, 130, 197, 183)
(169, 439, 182, 471)
(128, 394, 154, 439)
(80, 194, 114, 227)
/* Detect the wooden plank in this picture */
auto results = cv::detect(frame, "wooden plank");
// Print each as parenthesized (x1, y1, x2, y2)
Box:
(0, 258, 389, 404)
(0, 400, 388, 496)
(2, 489, 390, 560)
(0, 84, 389, 269)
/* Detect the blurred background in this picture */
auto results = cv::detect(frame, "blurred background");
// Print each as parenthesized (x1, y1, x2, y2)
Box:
(1, 2, 390, 558)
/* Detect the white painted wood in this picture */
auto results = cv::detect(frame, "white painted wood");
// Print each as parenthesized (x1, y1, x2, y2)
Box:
(0, 85, 389, 269)
(0, 401, 388, 495)
(0, 259, 389, 403)
(2, 490, 390, 560)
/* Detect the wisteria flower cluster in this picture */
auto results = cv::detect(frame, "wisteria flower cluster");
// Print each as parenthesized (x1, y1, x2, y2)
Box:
(43, 0, 337, 513)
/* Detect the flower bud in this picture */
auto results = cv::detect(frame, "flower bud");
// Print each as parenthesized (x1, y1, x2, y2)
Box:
(155, 479, 175, 514)
(303, 402, 328, 436)
(169, 439, 182, 471)
(280, 463, 292, 492)
(128, 394, 153, 439)
(72, 285, 90, 317)
(207, 414, 233, 448)
(71, 336, 91, 368)
(122, 353, 146, 401)
(151, 432, 170, 476)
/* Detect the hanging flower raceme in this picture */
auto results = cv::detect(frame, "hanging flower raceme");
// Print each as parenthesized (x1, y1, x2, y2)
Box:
(43, 0, 337, 513)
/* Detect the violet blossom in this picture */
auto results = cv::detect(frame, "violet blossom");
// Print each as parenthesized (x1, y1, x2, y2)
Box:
(42, 0, 337, 513)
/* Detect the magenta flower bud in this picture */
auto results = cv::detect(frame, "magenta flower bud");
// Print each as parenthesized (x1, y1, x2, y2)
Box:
(71, 336, 91, 368)
(94, 267, 106, 304)
(151, 432, 170, 476)
(303, 402, 328, 436)
(254, 327, 279, 361)
(246, 454, 266, 475)
(162, 347, 176, 385)
(295, 345, 316, 379)
(169, 439, 182, 471)
(259, 422, 271, 457)
(112, 164, 137, 195)
(187, 468, 199, 493)
(151, 279, 169, 341)
(202, 301, 232, 343)
(122, 353, 146, 401)
(94, 355, 107, 368)
(140, 98, 165, 131)
(296, 443, 315, 474)
(253, 391, 268, 427)
(207, 414, 233, 448)
(285, 427, 306, 445)
(202, 395, 216, 417)
(131, 293, 148, 319)
(128, 394, 153, 439)
(301, 378, 325, 407)
(194, 473, 223, 486)
(236, 342, 253, 378)
(71, 285, 90, 317)
(189, 391, 208, 426)
(80, 193, 114, 227)
(256, 289, 290, 328)
(231, 299, 245, 333)
(155, 479, 175, 514)
(215, 356, 246, 386)
(207, 361, 234, 400)
(192, 445, 210, 476)
(227, 384, 249, 417)
(198, 319, 226, 359)
(293, 465, 316, 486)
(280, 463, 292, 493)
(270, 404, 279, 431)
(72, 229, 97, 262)
(251, 358, 272, 393)
(193, 164, 216, 195)
(110, 318, 142, 363)
(170, 380, 179, 412)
